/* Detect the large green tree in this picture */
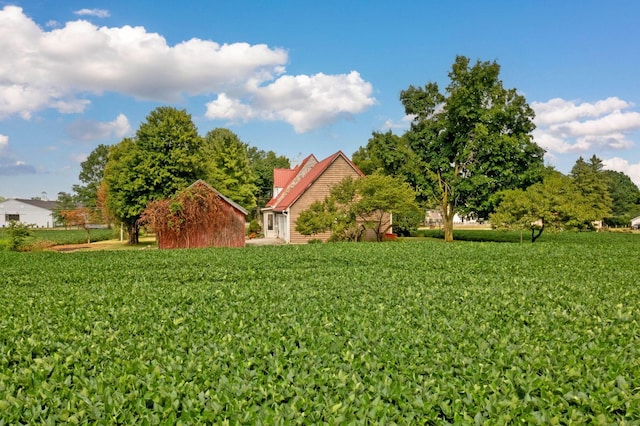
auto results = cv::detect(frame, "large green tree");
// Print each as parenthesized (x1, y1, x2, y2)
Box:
(602, 169, 640, 226)
(296, 173, 419, 242)
(490, 170, 591, 242)
(570, 155, 612, 228)
(203, 129, 258, 212)
(104, 107, 207, 244)
(72, 144, 110, 209)
(400, 56, 545, 241)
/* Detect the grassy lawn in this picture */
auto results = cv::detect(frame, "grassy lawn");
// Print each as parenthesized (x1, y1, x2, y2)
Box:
(1, 234, 639, 422)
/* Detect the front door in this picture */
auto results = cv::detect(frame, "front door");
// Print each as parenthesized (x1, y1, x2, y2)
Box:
(264, 212, 277, 238)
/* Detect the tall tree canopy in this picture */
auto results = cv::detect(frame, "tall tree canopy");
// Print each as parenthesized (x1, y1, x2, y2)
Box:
(72, 144, 110, 208)
(104, 107, 207, 244)
(400, 56, 545, 241)
(602, 169, 640, 226)
(203, 128, 258, 212)
(569, 155, 612, 227)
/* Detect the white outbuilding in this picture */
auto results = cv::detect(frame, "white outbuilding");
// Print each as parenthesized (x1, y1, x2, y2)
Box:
(0, 198, 59, 228)
(631, 215, 640, 230)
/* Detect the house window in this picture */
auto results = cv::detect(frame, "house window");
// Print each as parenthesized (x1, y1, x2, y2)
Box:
(267, 214, 274, 231)
(5, 214, 19, 222)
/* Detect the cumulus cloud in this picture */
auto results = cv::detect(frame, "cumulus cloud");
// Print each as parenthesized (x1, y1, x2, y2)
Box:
(206, 72, 375, 132)
(531, 97, 640, 154)
(0, 6, 375, 131)
(603, 157, 640, 187)
(74, 9, 110, 18)
(66, 113, 132, 141)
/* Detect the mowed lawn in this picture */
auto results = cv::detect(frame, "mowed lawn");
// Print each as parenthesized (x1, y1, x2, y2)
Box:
(1, 234, 639, 423)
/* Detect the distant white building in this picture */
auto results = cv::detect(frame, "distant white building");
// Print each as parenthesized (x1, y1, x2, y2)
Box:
(0, 198, 59, 228)
(631, 215, 640, 230)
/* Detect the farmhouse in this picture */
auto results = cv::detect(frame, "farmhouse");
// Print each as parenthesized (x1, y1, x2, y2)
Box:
(143, 180, 248, 249)
(0, 198, 59, 228)
(631, 215, 640, 230)
(262, 151, 364, 244)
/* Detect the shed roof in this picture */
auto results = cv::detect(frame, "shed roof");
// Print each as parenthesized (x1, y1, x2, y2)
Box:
(186, 180, 248, 216)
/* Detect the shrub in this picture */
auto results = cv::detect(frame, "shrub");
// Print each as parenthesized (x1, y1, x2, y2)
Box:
(7, 221, 32, 251)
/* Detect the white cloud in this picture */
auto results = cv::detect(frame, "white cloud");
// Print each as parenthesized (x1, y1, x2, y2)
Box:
(603, 157, 640, 187)
(66, 113, 132, 141)
(532, 97, 640, 154)
(74, 9, 110, 18)
(0, 134, 8, 151)
(0, 6, 375, 132)
(381, 114, 415, 131)
(206, 71, 375, 133)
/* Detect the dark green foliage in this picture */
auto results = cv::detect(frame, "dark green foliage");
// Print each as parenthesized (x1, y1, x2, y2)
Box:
(104, 107, 208, 244)
(297, 174, 419, 242)
(570, 155, 612, 227)
(203, 128, 258, 212)
(400, 56, 545, 241)
(1, 236, 639, 422)
(73, 144, 110, 208)
(247, 147, 290, 216)
(602, 169, 640, 226)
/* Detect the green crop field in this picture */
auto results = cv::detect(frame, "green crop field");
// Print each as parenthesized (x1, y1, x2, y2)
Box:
(1, 234, 639, 423)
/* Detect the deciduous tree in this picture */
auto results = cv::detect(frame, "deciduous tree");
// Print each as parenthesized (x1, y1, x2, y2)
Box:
(570, 155, 612, 228)
(401, 56, 545, 241)
(104, 107, 207, 244)
(490, 170, 591, 242)
(247, 147, 290, 216)
(296, 174, 419, 242)
(602, 169, 640, 226)
(73, 144, 110, 209)
(203, 129, 258, 212)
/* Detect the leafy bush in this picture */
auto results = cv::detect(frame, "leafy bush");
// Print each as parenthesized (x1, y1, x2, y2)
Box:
(246, 219, 261, 235)
(6, 221, 32, 251)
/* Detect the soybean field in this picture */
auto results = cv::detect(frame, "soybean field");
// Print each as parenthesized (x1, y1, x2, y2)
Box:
(1, 234, 639, 423)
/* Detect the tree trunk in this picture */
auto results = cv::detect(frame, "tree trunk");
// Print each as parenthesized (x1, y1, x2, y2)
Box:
(442, 202, 454, 242)
(128, 223, 139, 245)
(531, 224, 544, 243)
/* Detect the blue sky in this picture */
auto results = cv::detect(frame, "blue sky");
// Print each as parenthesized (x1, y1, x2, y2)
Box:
(1, 0, 640, 199)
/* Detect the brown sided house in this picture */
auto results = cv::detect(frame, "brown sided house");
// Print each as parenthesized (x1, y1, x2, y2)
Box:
(142, 180, 248, 249)
(261, 151, 364, 244)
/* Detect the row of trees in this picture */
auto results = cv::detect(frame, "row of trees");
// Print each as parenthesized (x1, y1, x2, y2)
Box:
(309, 56, 638, 242)
(66, 107, 289, 243)
(57, 56, 639, 244)
(491, 156, 640, 241)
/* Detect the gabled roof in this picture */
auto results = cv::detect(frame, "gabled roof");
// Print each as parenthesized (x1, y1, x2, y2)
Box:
(9, 198, 59, 211)
(273, 168, 297, 189)
(186, 180, 248, 216)
(266, 151, 363, 211)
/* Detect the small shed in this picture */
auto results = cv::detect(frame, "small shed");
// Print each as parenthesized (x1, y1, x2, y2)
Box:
(141, 180, 247, 249)
(631, 215, 640, 230)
